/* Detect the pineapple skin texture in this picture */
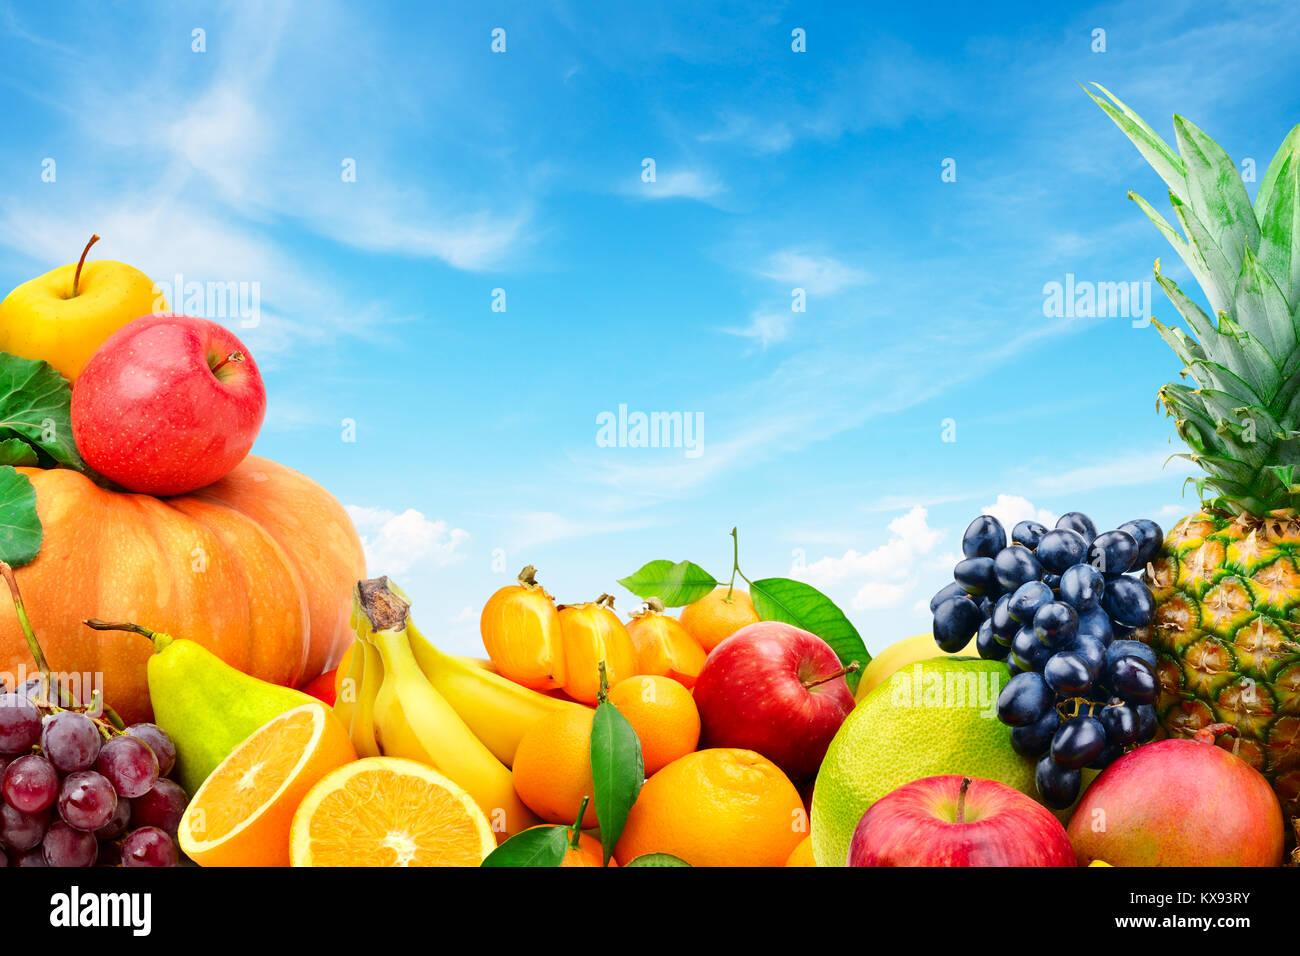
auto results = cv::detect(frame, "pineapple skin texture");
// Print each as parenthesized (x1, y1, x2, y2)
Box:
(1143, 512, 1300, 823)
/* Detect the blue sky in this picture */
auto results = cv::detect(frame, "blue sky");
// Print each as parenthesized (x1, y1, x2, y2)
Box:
(3, 0, 1299, 658)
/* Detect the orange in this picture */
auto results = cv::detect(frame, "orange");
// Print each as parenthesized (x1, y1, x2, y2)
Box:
(290, 757, 496, 867)
(615, 748, 806, 867)
(607, 675, 700, 775)
(625, 609, 707, 688)
(512, 708, 599, 828)
(480, 566, 567, 691)
(523, 826, 618, 867)
(680, 587, 759, 652)
(178, 702, 356, 867)
(556, 597, 638, 704)
(785, 835, 816, 867)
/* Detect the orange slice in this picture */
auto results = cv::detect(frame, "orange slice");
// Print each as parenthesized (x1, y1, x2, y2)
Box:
(290, 757, 496, 866)
(178, 702, 356, 867)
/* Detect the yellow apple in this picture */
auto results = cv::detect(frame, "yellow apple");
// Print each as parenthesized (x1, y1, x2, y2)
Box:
(0, 235, 166, 382)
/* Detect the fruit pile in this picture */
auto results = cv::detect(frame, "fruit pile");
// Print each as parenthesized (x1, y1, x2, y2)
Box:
(0, 683, 186, 867)
(931, 512, 1164, 807)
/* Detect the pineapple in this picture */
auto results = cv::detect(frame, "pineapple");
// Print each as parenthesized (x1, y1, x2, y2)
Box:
(1090, 84, 1300, 822)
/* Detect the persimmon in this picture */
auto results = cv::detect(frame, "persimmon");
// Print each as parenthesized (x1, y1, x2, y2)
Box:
(556, 595, 637, 705)
(625, 599, 707, 688)
(480, 566, 566, 691)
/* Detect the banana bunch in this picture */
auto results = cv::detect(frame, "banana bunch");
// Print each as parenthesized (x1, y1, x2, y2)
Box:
(335, 577, 585, 837)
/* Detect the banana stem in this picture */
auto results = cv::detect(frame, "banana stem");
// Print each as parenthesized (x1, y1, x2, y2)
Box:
(356, 577, 410, 632)
(0, 561, 50, 677)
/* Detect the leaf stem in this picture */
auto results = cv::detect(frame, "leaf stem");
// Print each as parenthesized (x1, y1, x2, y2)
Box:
(568, 795, 589, 852)
(727, 527, 752, 595)
(0, 561, 49, 676)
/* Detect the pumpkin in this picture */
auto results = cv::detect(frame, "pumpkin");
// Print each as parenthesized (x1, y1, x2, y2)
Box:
(0, 455, 366, 723)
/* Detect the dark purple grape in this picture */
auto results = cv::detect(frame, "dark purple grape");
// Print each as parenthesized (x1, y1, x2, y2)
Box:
(1070, 634, 1107, 679)
(15, 847, 47, 866)
(1135, 704, 1159, 742)
(1011, 707, 1059, 758)
(1106, 639, 1157, 673)
(1101, 577, 1155, 628)
(1041, 572, 1062, 593)
(1052, 716, 1107, 769)
(976, 618, 1010, 661)
(125, 723, 176, 778)
(1033, 601, 1078, 650)
(121, 826, 177, 867)
(1100, 702, 1140, 745)
(1059, 564, 1104, 612)
(0, 847, 6, 867)
(0, 694, 42, 753)
(1036, 753, 1081, 809)
(42, 711, 103, 773)
(43, 820, 98, 867)
(1037, 529, 1088, 574)
(1088, 743, 1124, 770)
(1077, 607, 1114, 645)
(1118, 519, 1164, 569)
(1056, 512, 1097, 545)
(0, 803, 49, 851)
(954, 556, 1000, 598)
(2, 754, 58, 813)
(1011, 626, 1053, 672)
(95, 795, 132, 840)
(996, 671, 1054, 727)
(130, 780, 188, 837)
(1108, 656, 1158, 705)
(989, 594, 1017, 642)
(96, 735, 158, 799)
(930, 581, 971, 612)
(933, 596, 983, 652)
(1012, 520, 1048, 550)
(1088, 529, 1139, 577)
(962, 515, 1007, 559)
(1007, 656, 1024, 677)
(994, 546, 1043, 592)
(1044, 652, 1093, 696)
(1007, 581, 1053, 624)
(58, 771, 118, 832)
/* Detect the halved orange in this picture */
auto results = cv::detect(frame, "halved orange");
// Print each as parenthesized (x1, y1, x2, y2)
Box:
(290, 757, 496, 867)
(178, 702, 357, 867)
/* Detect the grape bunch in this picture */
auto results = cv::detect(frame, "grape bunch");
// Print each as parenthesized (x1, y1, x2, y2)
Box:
(931, 511, 1163, 808)
(0, 677, 188, 867)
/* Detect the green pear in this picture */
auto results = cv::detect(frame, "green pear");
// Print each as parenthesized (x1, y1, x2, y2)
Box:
(85, 620, 316, 796)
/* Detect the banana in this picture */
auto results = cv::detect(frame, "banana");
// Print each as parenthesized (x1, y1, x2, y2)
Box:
(332, 639, 363, 731)
(349, 634, 386, 759)
(406, 621, 587, 767)
(357, 577, 539, 837)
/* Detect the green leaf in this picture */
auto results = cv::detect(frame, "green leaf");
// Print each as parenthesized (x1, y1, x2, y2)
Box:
(623, 853, 691, 867)
(616, 560, 717, 607)
(0, 467, 42, 568)
(590, 699, 644, 867)
(0, 354, 84, 471)
(1173, 113, 1260, 277)
(1255, 146, 1300, 314)
(480, 825, 569, 867)
(749, 577, 870, 693)
(1084, 83, 1187, 200)
(0, 439, 39, 468)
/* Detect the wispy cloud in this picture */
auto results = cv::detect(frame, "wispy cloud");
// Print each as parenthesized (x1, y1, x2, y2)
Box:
(628, 168, 723, 203)
(756, 249, 869, 296)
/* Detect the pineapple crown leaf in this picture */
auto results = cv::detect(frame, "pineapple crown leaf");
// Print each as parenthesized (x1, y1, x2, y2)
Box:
(1094, 85, 1300, 514)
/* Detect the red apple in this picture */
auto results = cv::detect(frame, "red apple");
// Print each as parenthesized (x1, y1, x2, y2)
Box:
(849, 775, 1076, 867)
(71, 314, 266, 497)
(1066, 725, 1284, 866)
(692, 621, 856, 781)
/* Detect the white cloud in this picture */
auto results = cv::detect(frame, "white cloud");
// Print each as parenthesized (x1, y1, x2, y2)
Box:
(757, 250, 869, 296)
(345, 506, 469, 575)
(722, 311, 792, 347)
(449, 605, 475, 624)
(797, 506, 944, 610)
(981, 494, 1057, 533)
(497, 511, 658, 552)
(631, 168, 722, 202)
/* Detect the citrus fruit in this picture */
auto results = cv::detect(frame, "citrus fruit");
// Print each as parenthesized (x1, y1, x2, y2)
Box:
(811, 657, 1035, 867)
(607, 675, 701, 775)
(786, 835, 815, 866)
(679, 587, 759, 652)
(511, 708, 598, 828)
(615, 748, 805, 867)
(855, 632, 976, 702)
(178, 702, 356, 867)
(290, 757, 496, 867)
(522, 825, 618, 867)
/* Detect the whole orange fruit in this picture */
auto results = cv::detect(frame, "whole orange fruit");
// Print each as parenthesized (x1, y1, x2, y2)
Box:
(679, 587, 759, 652)
(614, 748, 805, 867)
(607, 675, 700, 775)
(512, 708, 598, 829)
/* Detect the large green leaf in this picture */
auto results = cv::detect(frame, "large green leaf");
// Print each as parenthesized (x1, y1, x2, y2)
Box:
(0, 467, 42, 567)
(1232, 245, 1295, 373)
(748, 577, 869, 693)
(0, 354, 83, 470)
(590, 700, 644, 867)
(616, 560, 717, 607)
(1085, 83, 1187, 200)
(1255, 147, 1300, 314)
(481, 825, 569, 867)
(0, 439, 39, 468)
(1174, 113, 1260, 277)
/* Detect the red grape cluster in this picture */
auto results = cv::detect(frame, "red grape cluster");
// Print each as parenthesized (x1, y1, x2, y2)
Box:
(0, 678, 188, 867)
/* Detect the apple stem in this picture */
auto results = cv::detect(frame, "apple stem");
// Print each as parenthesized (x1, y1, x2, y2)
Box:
(955, 776, 971, 825)
(802, 660, 860, 690)
(209, 350, 244, 376)
(71, 234, 101, 298)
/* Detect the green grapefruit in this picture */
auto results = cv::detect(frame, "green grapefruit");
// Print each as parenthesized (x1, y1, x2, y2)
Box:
(811, 656, 1035, 866)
